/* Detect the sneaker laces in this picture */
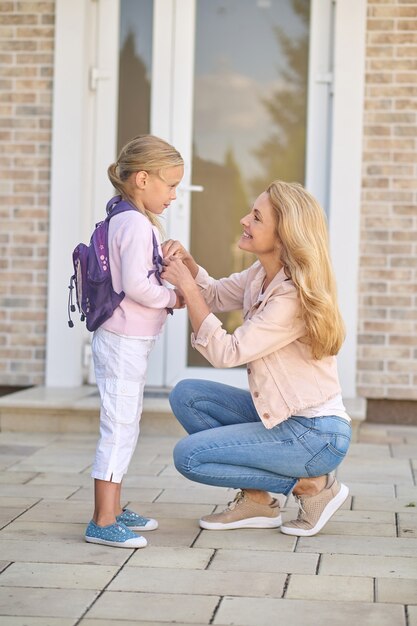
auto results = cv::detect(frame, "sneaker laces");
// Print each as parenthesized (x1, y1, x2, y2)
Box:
(225, 490, 246, 511)
(294, 494, 307, 519)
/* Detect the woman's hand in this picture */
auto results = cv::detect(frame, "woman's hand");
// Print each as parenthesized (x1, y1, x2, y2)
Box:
(173, 289, 186, 309)
(162, 257, 210, 335)
(162, 256, 195, 292)
(162, 239, 199, 278)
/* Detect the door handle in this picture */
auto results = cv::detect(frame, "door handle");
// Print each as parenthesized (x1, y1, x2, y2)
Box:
(178, 184, 204, 193)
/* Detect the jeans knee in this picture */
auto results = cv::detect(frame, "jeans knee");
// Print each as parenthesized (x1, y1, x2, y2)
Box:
(173, 438, 189, 476)
(169, 379, 195, 415)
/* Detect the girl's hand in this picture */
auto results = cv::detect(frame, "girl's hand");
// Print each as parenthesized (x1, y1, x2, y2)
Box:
(162, 239, 199, 278)
(162, 239, 190, 261)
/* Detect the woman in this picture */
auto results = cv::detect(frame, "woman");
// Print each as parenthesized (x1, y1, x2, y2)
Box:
(161, 181, 351, 537)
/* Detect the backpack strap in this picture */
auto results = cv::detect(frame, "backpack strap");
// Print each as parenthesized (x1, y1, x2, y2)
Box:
(106, 196, 173, 315)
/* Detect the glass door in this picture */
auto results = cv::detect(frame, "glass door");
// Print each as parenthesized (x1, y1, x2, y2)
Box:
(165, 0, 328, 388)
(103, 0, 332, 389)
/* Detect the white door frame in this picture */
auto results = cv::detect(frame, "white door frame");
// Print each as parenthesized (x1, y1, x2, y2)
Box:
(46, 0, 366, 400)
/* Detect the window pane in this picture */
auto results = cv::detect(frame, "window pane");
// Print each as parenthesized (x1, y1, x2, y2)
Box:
(188, 0, 310, 367)
(117, 0, 153, 152)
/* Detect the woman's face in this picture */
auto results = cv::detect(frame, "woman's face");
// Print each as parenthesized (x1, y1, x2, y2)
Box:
(238, 192, 280, 258)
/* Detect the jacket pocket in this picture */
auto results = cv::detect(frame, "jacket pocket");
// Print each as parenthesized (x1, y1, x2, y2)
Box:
(102, 378, 141, 425)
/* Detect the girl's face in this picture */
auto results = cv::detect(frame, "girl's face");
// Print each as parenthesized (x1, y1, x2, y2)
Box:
(238, 192, 280, 259)
(135, 164, 184, 214)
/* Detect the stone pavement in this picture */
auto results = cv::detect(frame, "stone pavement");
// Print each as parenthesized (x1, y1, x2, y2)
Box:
(0, 421, 416, 626)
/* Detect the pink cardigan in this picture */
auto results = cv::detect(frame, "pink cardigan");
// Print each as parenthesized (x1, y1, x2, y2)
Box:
(192, 261, 342, 428)
(101, 210, 176, 337)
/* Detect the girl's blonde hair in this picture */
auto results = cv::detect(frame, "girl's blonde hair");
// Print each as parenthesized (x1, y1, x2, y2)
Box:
(108, 134, 184, 229)
(266, 180, 345, 359)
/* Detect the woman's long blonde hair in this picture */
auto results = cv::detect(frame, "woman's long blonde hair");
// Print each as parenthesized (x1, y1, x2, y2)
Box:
(266, 180, 345, 359)
(107, 134, 183, 230)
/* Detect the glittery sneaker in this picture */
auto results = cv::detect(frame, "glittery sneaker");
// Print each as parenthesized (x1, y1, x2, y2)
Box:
(116, 508, 158, 531)
(280, 475, 349, 537)
(199, 490, 282, 530)
(85, 520, 147, 548)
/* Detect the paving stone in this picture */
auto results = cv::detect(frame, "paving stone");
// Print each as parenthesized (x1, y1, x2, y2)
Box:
(347, 443, 391, 458)
(0, 433, 58, 446)
(27, 473, 91, 487)
(0, 539, 132, 565)
(298, 535, 417, 557)
(85, 591, 218, 623)
(128, 546, 214, 569)
(0, 484, 79, 500)
(331, 509, 395, 523)
(353, 496, 417, 513)
(125, 501, 215, 519)
(121, 473, 191, 488)
(409, 606, 417, 626)
(17, 500, 93, 524)
(80, 462, 167, 477)
(376, 577, 417, 603)
(214, 597, 405, 626)
(210, 549, 319, 575)
(398, 512, 417, 537)
(286, 574, 373, 602)
(194, 528, 296, 552)
(340, 482, 395, 497)
(79, 622, 207, 626)
(0, 587, 99, 618)
(337, 457, 413, 484)
(0, 562, 119, 590)
(0, 618, 75, 626)
(0, 521, 84, 543)
(135, 517, 202, 548)
(67, 486, 162, 502)
(155, 487, 232, 504)
(109, 566, 286, 597)
(0, 496, 39, 508)
(391, 444, 417, 459)
(320, 554, 417, 579)
(0, 472, 37, 484)
(319, 520, 395, 537)
(396, 486, 417, 499)
(0, 508, 28, 530)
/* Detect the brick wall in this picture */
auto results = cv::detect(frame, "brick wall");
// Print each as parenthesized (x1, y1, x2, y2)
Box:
(0, 1, 54, 386)
(358, 0, 417, 400)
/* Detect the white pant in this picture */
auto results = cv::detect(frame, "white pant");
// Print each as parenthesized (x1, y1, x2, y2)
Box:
(91, 327, 155, 483)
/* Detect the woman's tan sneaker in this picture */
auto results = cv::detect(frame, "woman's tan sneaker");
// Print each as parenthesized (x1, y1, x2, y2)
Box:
(199, 490, 282, 530)
(280, 474, 349, 537)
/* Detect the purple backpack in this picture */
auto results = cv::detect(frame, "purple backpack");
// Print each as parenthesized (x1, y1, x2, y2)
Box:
(67, 195, 171, 332)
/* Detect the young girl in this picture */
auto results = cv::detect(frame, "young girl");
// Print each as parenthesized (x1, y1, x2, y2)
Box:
(85, 135, 184, 548)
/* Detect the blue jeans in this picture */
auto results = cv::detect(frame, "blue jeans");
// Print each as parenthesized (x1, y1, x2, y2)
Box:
(170, 380, 351, 495)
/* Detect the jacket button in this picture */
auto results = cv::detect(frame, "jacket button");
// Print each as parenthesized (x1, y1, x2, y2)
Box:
(247, 368, 251, 375)
(254, 391, 259, 398)
(263, 413, 271, 419)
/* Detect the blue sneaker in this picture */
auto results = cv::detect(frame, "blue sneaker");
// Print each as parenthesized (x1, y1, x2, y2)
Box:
(116, 508, 158, 531)
(85, 520, 147, 548)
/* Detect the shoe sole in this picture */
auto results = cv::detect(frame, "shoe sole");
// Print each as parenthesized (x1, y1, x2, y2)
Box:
(85, 535, 147, 548)
(124, 520, 159, 531)
(280, 483, 349, 537)
(199, 514, 282, 530)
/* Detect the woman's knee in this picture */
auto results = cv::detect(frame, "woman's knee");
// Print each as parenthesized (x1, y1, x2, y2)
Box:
(173, 437, 191, 476)
(169, 379, 196, 415)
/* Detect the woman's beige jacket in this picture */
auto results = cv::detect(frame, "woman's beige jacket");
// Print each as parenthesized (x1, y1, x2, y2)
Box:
(191, 261, 342, 429)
